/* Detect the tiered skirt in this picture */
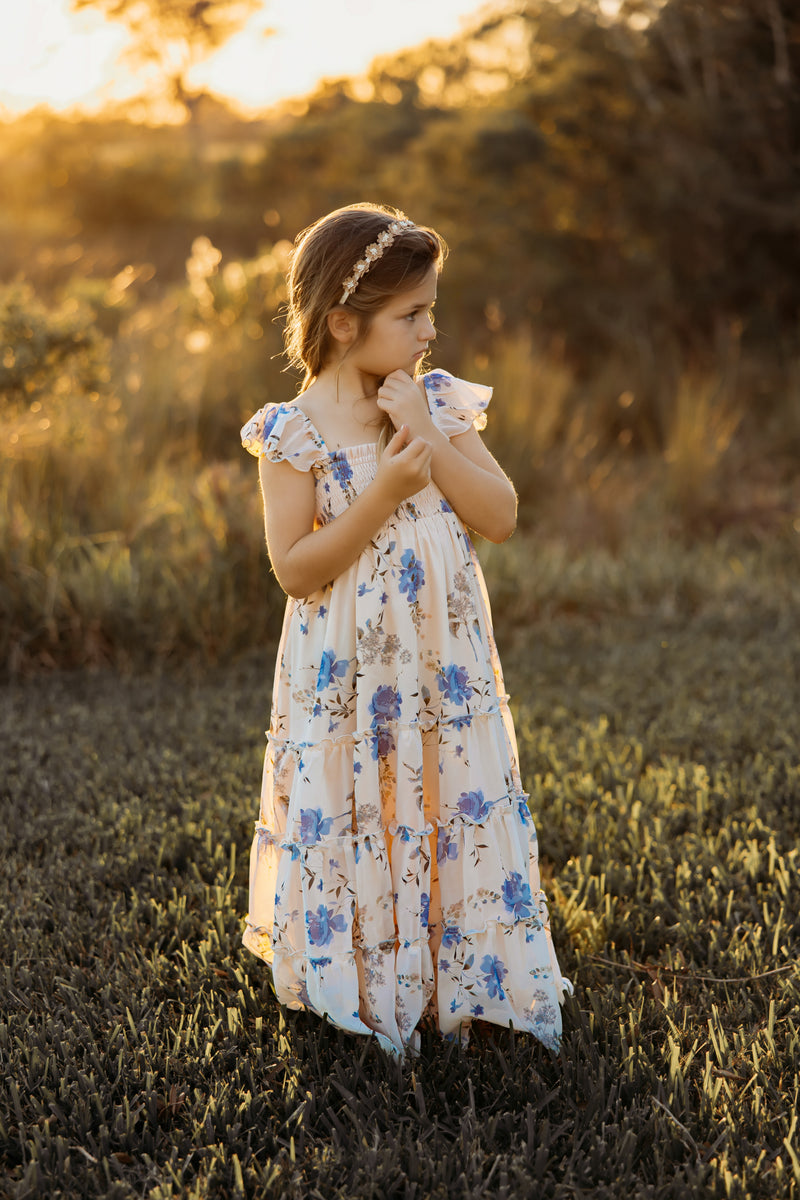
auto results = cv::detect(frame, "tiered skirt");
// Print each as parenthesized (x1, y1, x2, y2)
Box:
(243, 485, 570, 1055)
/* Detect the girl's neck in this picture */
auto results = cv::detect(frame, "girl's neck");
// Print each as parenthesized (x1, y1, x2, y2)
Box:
(324, 360, 381, 409)
(299, 361, 385, 448)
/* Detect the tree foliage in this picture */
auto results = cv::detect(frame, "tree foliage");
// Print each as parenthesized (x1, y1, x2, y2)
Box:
(4, 0, 800, 372)
(70, 0, 263, 113)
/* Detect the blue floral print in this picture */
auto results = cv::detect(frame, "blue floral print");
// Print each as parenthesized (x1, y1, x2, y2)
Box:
(370, 728, 396, 760)
(300, 807, 334, 845)
(437, 663, 474, 705)
(240, 371, 569, 1057)
(456, 789, 490, 821)
(330, 452, 353, 486)
(260, 406, 282, 444)
(398, 549, 425, 604)
(368, 684, 401, 725)
(501, 872, 534, 920)
(426, 371, 452, 406)
(317, 648, 348, 691)
(367, 684, 401, 759)
(437, 828, 459, 864)
(480, 954, 508, 1000)
(306, 904, 347, 947)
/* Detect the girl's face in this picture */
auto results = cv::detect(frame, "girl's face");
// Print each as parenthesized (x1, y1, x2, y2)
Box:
(350, 265, 438, 379)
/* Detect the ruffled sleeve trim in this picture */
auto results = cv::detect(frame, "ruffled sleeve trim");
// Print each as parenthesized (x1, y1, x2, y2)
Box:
(423, 369, 492, 437)
(240, 403, 328, 472)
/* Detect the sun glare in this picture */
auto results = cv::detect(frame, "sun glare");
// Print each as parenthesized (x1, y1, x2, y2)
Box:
(0, 0, 490, 119)
(0, 0, 136, 114)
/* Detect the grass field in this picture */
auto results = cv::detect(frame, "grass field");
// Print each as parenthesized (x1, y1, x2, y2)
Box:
(3, 557, 800, 1198)
(3, 58, 800, 1198)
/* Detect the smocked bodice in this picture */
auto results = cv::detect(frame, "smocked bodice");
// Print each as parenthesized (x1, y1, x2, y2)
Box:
(315, 443, 456, 525)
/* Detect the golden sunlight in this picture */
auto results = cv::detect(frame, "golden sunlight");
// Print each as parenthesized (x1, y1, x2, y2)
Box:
(0, 0, 490, 118)
(0, 0, 133, 113)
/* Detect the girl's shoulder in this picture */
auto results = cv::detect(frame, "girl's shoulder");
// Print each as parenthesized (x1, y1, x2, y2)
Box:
(288, 381, 335, 442)
(240, 399, 327, 470)
(422, 369, 492, 435)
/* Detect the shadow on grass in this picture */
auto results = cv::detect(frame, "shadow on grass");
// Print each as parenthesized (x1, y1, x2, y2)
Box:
(2, 611, 799, 1198)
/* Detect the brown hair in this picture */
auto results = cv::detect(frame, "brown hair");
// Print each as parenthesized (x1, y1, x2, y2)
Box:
(284, 203, 447, 451)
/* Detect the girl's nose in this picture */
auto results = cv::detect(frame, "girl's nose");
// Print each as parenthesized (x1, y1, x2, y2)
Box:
(421, 316, 436, 340)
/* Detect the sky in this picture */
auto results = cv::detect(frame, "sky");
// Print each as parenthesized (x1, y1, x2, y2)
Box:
(0, 0, 496, 118)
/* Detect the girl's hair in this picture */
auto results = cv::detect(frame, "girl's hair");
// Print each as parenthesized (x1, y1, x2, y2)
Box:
(284, 203, 447, 452)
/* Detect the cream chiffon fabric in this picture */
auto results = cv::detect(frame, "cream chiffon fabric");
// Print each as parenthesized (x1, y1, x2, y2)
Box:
(241, 370, 571, 1056)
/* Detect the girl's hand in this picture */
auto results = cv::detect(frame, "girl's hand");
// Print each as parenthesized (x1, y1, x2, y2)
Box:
(373, 424, 432, 506)
(377, 371, 435, 440)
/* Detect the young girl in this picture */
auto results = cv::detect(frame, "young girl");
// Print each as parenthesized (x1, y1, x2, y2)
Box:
(241, 203, 571, 1056)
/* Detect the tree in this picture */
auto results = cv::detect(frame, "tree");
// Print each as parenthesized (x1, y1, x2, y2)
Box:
(70, 0, 265, 117)
(638, 0, 800, 337)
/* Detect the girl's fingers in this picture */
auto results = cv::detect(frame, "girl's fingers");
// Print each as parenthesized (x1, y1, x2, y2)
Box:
(386, 370, 415, 390)
(400, 436, 430, 458)
(386, 424, 410, 453)
(379, 369, 410, 390)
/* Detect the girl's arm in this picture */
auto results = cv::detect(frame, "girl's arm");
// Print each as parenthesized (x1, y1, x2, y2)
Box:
(427, 424, 517, 543)
(260, 425, 432, 598)
(377, 372, 517, 543)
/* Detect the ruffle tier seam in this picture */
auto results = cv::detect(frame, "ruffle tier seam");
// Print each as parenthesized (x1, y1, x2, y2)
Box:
(254, 789, 534, 846)
(244, 903, 552, 960)
(266, 699, 513, 751)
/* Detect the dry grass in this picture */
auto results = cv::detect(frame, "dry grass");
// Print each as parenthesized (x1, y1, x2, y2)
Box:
(2, 603, 799, 1198)
(1, 270, 799, 673)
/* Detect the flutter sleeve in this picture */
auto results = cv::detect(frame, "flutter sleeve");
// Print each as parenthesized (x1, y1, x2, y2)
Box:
(240, 403, 328, 471)
(423, 369, 492, 437)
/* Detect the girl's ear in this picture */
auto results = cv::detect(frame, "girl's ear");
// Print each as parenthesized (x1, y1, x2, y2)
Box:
(326, 308, 359, 346)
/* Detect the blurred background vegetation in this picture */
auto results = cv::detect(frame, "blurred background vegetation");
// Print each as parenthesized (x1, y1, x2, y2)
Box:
(1, 0, 799, 673)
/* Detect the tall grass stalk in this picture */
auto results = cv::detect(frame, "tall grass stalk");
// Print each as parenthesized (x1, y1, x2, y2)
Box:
(1, 276, 798, 672)
(663, 372, 742, 526)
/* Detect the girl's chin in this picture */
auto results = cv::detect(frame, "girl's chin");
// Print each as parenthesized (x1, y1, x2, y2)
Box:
(364, 356, 423, 379)
(378, 362, 418, 377)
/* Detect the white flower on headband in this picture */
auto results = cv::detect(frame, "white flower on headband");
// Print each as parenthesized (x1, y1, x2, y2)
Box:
(339, 219, 415, 304)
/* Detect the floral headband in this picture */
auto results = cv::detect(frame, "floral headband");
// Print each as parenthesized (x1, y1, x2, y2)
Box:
(339, 219, 415, 305)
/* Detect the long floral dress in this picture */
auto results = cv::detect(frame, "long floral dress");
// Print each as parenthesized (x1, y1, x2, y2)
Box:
(240, 369, 571, 1056)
